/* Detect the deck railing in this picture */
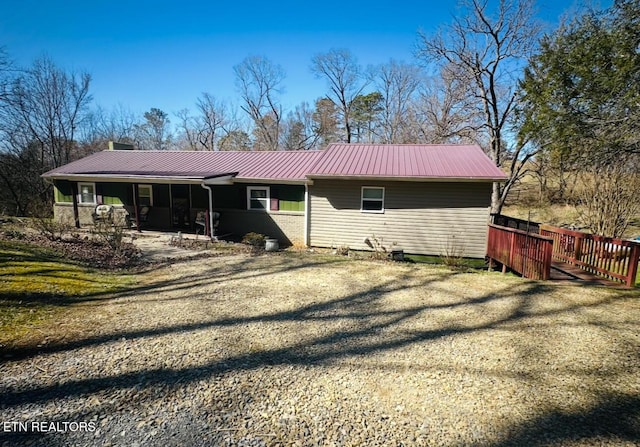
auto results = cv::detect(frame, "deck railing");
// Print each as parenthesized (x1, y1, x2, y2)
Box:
(487, 224, 553, 280)
(491, 214, 541, 234)
(539, 224, 640, 287)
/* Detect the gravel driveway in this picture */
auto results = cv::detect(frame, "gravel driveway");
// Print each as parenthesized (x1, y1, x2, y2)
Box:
(1, 248, 639, 446)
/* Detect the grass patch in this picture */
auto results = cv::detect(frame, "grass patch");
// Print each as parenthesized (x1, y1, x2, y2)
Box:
(405, 254, 487, 269)
(0, 240, 135, 343)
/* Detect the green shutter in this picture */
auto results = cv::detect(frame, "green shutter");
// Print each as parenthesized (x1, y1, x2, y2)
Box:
(100, 183, 128, 205)
(276, 185, 305, 212)
(54, 181, 73, 203)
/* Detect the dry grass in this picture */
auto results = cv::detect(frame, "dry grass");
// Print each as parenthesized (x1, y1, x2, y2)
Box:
(504, 173, 640, 238)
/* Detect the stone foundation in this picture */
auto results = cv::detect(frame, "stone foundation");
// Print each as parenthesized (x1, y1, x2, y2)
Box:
(53, 203, 131, 227)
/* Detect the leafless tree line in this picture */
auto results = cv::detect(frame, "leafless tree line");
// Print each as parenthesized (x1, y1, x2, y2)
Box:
(0, 0, 545, 216)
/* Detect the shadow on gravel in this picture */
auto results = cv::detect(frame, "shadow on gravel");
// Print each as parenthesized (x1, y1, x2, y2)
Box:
(483, 392, 640, 447)
(1, 252, 639, 446)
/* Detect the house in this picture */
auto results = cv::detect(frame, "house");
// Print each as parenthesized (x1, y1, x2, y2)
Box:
(42, 143, 506, 258)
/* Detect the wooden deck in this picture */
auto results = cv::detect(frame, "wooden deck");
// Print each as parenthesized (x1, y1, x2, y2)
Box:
(550, 261, 626, 287)
(488, 219, 640, 288)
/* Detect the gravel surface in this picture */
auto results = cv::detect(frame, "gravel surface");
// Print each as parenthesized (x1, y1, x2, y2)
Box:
(1, 244, 639, 446)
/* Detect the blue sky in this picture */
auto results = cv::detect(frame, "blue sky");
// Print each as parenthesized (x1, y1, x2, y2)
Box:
(0, 0, 610, 118)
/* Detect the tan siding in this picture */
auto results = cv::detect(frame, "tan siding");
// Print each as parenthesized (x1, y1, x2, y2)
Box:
(309, 180, 492, 258)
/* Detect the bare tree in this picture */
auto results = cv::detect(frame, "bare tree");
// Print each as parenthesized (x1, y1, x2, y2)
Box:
(282, 101, 320, 150)
(195, 93, 228, 151)
(576, 156, 640, 237)
(310, 48, 370, 143)
(0, 55, 92, 215)
(416, 0, 541, 214)
(174, 108, 198, 151)
(1, 56, 91, 167)
(81, 104, 138, 153)
(175, 95, 230, 151)
(0, 47, 12, 105)
(416, 64, 482, 144)
(234, 56, 285, 151)
(375, 60, 422, 143)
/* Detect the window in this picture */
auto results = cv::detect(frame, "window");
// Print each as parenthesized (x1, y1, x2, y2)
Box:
(78, 182, 96, 204)
(247, 186, 270, 211)
(138, 184, 153, 206)
(361, 186, 384, 213)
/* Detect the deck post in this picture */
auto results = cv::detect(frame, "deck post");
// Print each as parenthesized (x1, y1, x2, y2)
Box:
(508, 231, 516, 271)
(543, 238, 553, 280)
(626, 243, 640, 288)
(574, 236, 583, 261)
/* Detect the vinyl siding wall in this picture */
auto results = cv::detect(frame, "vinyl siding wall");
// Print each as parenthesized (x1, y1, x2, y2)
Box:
(309, 180, 492, 258)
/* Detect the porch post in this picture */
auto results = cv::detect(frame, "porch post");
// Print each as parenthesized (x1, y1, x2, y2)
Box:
(132, 183, 140, 232)
(71, 182, 80, 228)
(201, 183, 215, 240)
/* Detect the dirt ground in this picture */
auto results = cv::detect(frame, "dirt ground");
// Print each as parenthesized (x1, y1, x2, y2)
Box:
(1, 241, 639, 446)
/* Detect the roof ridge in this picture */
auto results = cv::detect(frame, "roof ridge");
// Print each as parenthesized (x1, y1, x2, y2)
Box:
(105, 149, 324, 154)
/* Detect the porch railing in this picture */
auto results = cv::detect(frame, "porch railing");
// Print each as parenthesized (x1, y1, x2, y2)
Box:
(539, 225, 640, 287)
(487, 224, 553, 280)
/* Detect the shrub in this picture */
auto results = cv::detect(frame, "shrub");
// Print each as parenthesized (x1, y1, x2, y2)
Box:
(91, 221, 127, 254)
(440, 234, 467, 268)
(364, 234, 396, 260)
(335, 245, 350, 256)
(32, 217, 72, 241)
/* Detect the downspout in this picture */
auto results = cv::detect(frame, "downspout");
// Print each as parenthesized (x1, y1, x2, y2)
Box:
(201, 183, 215, 240)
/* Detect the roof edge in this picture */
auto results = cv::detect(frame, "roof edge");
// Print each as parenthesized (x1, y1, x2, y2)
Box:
(305, 174, 507, 183)
(42, 173, 235, 185)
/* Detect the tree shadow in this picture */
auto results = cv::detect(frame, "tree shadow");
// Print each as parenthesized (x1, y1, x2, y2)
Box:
(483, 392, 640, 447)
(0, 279, 603, 406)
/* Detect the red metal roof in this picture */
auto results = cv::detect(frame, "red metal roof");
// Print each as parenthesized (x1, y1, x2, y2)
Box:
(307, 144, 506, 180)
(43, 144, 506, 182)
(43, 150, 323, 181)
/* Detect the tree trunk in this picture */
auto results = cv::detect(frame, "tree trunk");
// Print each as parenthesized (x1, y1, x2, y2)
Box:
(491, 182, 503, 215)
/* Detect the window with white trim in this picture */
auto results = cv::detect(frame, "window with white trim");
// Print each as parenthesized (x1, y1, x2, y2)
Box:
(247, 186, 270, 211)
(78, 182, 96, 204)
(361, 186, 384, 213)
(138, 184, 153, 206)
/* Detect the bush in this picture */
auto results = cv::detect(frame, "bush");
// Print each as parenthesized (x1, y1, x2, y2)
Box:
(32, 217, 72, 241)
(364, 234, 396, 261)
(440, 234, 467, 268)
(91, 221, 127, 254)
(335, 245, 350, 256)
